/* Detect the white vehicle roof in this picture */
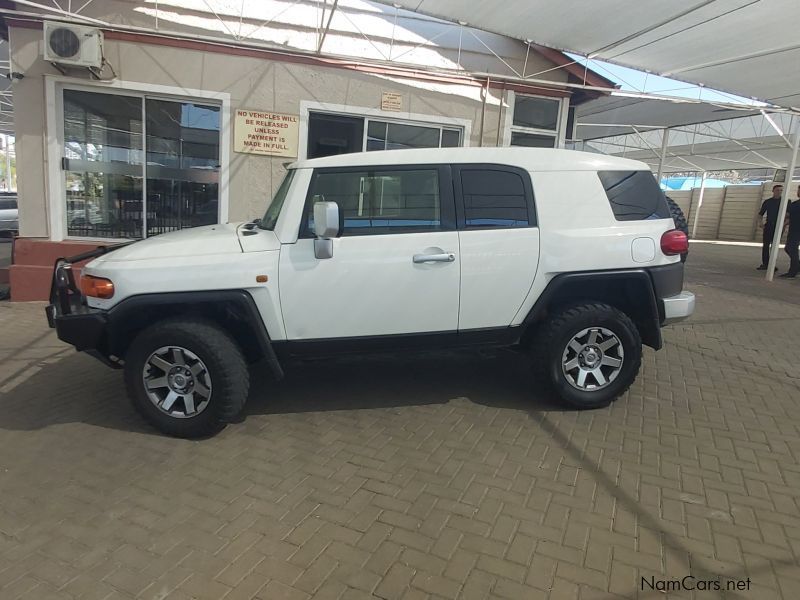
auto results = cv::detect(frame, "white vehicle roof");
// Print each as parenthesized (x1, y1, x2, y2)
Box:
(290, 147, 650, 172)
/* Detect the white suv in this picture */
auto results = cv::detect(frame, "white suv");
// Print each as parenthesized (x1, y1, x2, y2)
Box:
(47, 148, 694, 437)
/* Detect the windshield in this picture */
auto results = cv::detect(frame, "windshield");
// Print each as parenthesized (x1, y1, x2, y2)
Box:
(259, 169, 295, 230)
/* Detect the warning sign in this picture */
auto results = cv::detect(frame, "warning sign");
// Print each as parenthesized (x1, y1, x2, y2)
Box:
(381, 92, 403, 111)
(234, 109, 299, 157)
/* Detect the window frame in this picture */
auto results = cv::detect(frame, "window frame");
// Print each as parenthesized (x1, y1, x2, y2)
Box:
(503, 91, 569, 149)
(299, 101, 471, 160)
(453, 164, 537, 230)
(298, 163, 456, 238)
(45, 77, 231, 243)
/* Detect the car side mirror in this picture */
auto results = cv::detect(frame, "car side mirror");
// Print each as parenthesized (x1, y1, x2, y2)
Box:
(313, 200, 340, 259)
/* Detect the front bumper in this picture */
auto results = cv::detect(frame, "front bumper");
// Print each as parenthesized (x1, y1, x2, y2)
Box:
(662, 291, 695, 324)
(46, 245, 128, 362)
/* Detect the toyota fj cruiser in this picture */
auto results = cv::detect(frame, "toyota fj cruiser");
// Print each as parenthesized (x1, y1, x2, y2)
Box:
(47, 148, 694, 438)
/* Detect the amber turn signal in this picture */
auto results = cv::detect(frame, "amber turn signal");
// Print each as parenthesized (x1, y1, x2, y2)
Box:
(81, 275, 115, 299)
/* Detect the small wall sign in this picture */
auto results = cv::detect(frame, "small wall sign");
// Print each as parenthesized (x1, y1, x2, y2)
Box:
(234, 109, 299, 157)
(381, 92, 403, 112)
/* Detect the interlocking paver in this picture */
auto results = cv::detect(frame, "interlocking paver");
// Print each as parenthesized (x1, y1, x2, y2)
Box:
(2, 243, 800, 599)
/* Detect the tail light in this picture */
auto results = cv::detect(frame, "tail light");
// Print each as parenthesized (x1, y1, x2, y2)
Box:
(81, 275, 115, 299)
(660, 229, 689, 256)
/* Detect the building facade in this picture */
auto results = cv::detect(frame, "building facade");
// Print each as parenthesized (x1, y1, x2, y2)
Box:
(3, 0, 613, 300)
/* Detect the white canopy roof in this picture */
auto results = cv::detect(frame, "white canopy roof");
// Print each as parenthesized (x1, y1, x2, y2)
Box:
(579, 107, 798, 173)
(377, 0, 800, 109)
(574, 96, 762, 140)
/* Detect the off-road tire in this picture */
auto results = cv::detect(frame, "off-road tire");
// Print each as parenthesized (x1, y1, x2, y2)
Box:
(530, 302, 642, 409)
(124, 318, 249, 438)
(665, 195, 689, 262)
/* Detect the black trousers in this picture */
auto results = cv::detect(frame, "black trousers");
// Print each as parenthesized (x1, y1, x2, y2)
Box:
(762, 226, 776, 266)
(786, 236, 800, 275)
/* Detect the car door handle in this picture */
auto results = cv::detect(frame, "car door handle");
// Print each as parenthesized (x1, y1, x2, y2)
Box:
(413, 252, 455, 263)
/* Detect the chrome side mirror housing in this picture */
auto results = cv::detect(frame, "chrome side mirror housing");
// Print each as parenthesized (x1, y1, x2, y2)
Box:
(313, 200, 339, 259)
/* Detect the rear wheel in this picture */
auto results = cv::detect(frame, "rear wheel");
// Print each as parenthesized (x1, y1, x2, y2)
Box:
(530, 303, 642, 409)
(124, 318, 249, 438)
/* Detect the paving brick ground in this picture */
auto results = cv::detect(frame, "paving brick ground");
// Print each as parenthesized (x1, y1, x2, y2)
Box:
(1, 243, 799, 599)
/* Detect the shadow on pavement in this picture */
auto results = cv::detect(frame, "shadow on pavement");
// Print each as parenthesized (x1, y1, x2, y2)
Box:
(0, 347, 565, 434)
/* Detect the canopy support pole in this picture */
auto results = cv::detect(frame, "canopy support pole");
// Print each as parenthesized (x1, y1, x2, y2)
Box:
(4, 135, 10, 190)
(766, 119, 800, 281)
(656, 128, 669, 184)
(691, 171, 707, 239)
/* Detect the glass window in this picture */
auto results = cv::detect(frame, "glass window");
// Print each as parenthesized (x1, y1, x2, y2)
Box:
(366, 121, 387, 151)
(598, 170, 671, 221)
(63, 90, 144, 238)
(366, 120, 441, 151)
(62, 89, 221, 239)
(260, 169, 295, 230)
(0, 199, 17, 210)
(145, 99, 220, 236)
(513, 96, 560, 130)
(441, 129, 461, 148)
(510, 132, 556, 148)
(461, 169, 530, 228)
(308, 113, 364, 158)
(307, 168, 441, 235)
(308, 112, 463, 157)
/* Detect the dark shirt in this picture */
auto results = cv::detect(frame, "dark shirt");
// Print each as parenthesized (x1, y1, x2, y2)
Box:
(759, 197, 781, 229)
(788, 199, 800, 238)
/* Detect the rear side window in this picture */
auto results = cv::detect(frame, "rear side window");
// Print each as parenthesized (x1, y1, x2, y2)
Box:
(598, 170, 670, 221)
(459, 168, 533, 228)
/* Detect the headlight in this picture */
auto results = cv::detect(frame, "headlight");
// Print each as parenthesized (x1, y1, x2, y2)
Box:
(80, 274, 115, 299)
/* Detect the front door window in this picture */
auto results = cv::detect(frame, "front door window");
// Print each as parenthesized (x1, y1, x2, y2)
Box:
(62, 89, 220, 239)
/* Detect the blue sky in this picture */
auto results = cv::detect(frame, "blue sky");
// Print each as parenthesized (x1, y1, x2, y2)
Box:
(567, 53, 764, 106)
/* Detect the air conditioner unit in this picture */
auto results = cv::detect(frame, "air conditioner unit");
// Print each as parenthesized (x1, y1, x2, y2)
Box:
(43, 22, 103, 69)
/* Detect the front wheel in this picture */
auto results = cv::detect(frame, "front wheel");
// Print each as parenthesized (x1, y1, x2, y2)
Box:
(530, 303, 642, 409)
(124, 318, 250, 438)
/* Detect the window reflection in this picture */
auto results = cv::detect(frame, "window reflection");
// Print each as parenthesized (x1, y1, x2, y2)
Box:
(62, 90, 220, 239)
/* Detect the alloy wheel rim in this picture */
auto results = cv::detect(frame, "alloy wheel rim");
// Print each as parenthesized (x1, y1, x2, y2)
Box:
(561, 327, 624, 391)
(142, 346, 212, 418)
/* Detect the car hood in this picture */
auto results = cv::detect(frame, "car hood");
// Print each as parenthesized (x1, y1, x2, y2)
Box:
(92, 223, 245, 263)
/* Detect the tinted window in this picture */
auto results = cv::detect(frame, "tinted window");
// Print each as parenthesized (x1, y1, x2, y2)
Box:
(461, 169, 530, 228)
(306, 168, 441, 236)
(598, 170, 671, 221)
(513, 96, 560, 130)
(510, 132, 556, 148)
(0, 199, 16, 210)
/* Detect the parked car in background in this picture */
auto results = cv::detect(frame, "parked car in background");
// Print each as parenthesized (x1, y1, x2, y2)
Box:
(0, 193, 18, 238)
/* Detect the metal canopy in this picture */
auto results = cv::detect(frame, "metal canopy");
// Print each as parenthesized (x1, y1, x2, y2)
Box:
(376, 0, 800, 109)
(574, 96, 761, 140)
(579, 107, 798, 173)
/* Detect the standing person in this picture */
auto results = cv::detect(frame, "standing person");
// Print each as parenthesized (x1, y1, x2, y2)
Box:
(779, 185, 800, 279)
(757, 184, 783, 270)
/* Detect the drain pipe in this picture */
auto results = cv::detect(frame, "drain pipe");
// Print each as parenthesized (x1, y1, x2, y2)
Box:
(479, 76, 490, 147)
(495, 82, 506, 146)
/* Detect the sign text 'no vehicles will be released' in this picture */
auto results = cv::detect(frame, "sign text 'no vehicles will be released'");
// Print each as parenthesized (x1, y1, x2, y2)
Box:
(234, 110, 300, 158)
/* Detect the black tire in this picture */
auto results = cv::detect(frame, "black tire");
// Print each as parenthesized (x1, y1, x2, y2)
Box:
(530, 303, 642, 409)
(665, 195, 689, 262)
(124, 318, 249, 438)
